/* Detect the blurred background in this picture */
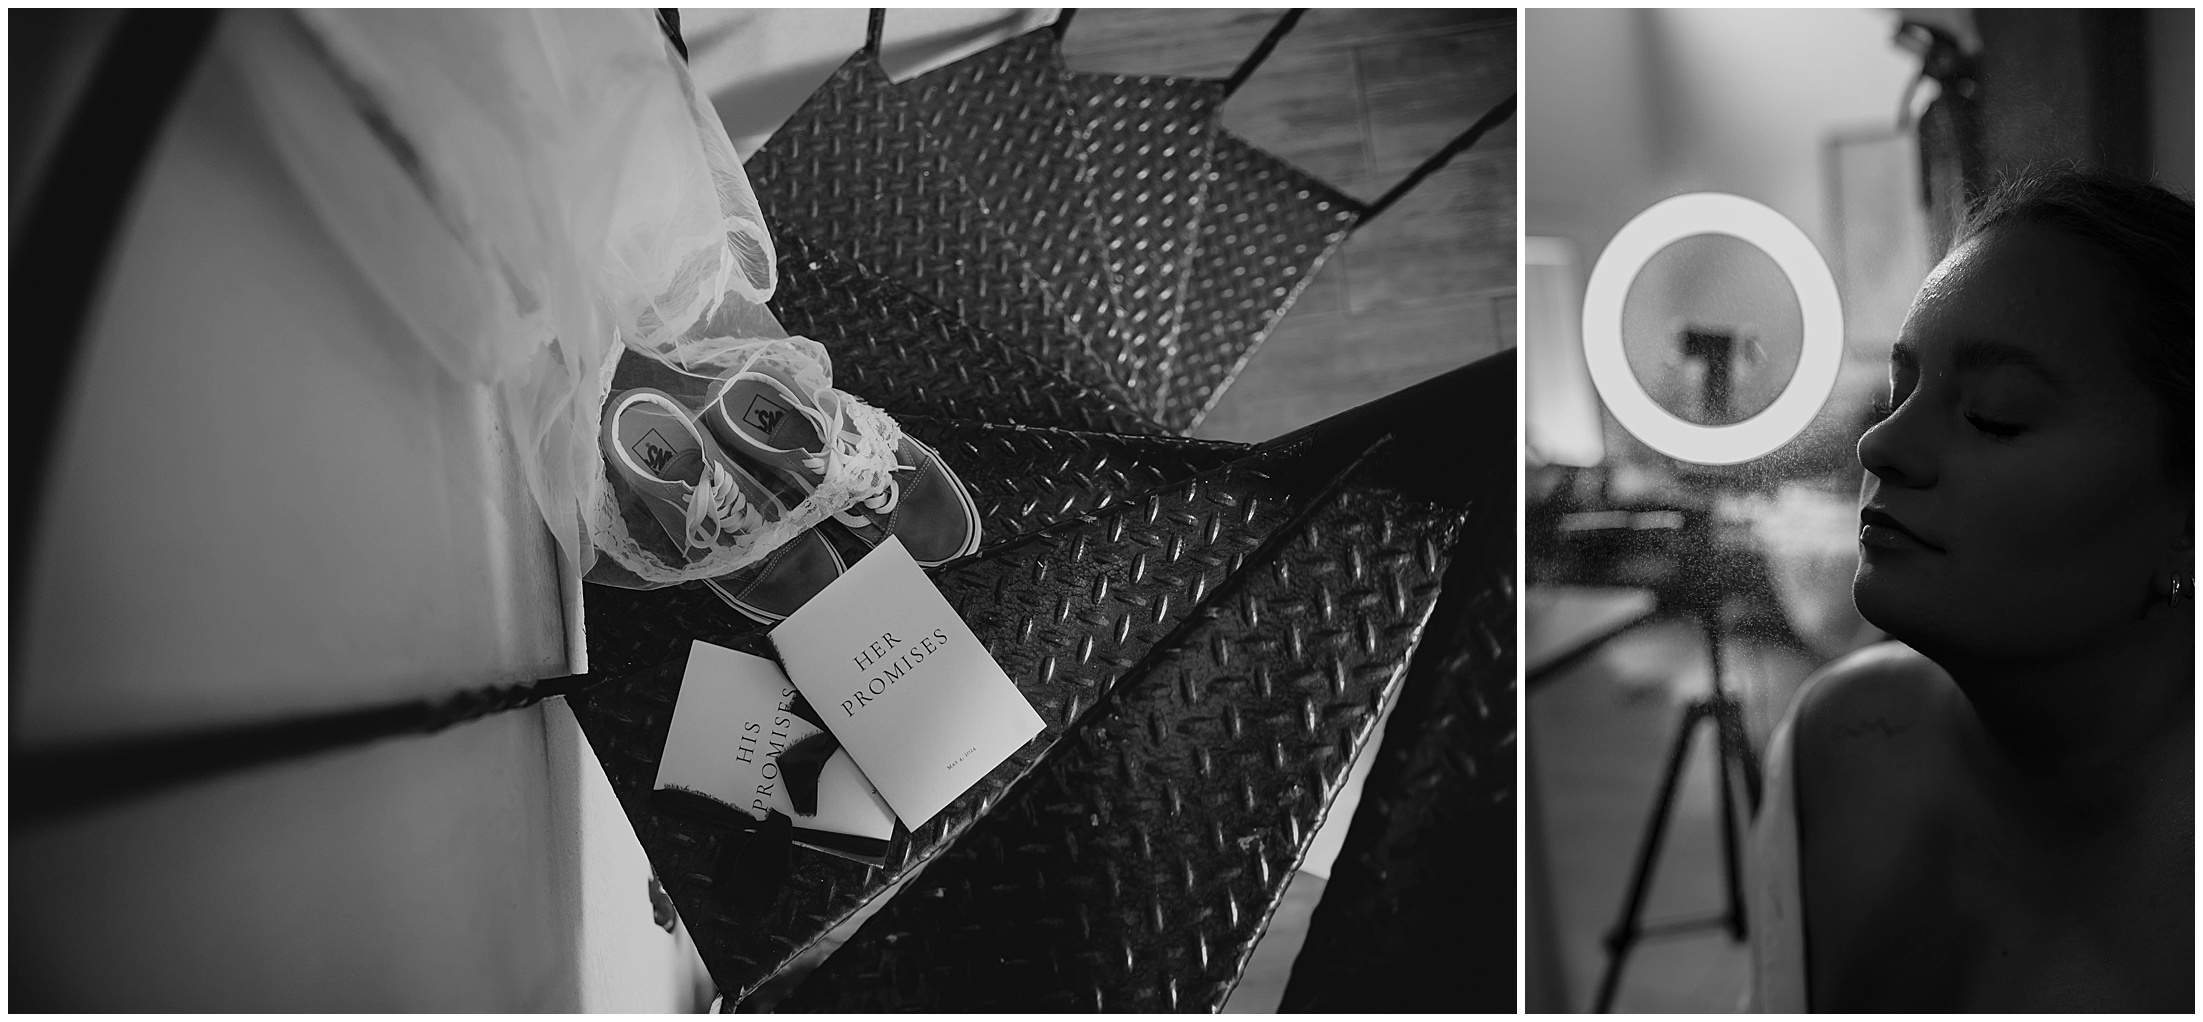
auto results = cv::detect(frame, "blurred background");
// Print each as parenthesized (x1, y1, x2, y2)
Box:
(1522, 7, 2192, 1013)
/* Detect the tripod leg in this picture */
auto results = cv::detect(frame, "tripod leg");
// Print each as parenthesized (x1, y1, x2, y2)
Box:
(1724, 696, 1764, 812)
(1592, 701, 1711, 1013)
(1713, 705, 1748, 942)
(1701, 616, 1756, 939)
(1702, 619, 1763, 813)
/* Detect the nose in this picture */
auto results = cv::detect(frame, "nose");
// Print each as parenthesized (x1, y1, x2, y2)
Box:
(1858, 400, 1937, 489)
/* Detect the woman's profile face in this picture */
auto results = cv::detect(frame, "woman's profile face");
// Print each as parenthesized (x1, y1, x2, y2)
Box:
(1853, 222, 2188, 664)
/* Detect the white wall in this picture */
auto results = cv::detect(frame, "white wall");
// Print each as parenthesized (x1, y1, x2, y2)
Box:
(1528, 8, 1918, 268)
(1526, 9, 1922, 455)
(16, 709, 582, 1010)
(551, 700, 716, 1013)
(18, 21, 571, 748)
(13, 14, 703, 1010)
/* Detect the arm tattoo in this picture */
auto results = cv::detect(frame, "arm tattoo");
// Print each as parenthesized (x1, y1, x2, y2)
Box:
(1837, 715, 1911, 740)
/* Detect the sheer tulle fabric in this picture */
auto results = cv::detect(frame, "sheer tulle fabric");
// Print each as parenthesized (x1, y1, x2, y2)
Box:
(224, 9, 900, 586)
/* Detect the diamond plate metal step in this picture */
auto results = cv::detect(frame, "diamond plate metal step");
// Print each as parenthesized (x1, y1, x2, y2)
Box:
(571, 434, 1351, 1004)
(743, 53, 1130, 409)
(770, 235, 1158, 436)
(578, 351, 1514, 1007)
(1278, 466, 1517, 1012)
(774, 442, 1471, 1011)
(1163, 125, 1361, 431)
(579, 414, 1248, 681)
(1070, 71, 1225, 425)
(898, 28, 1130, 364)
(750, 27, 1370, 436)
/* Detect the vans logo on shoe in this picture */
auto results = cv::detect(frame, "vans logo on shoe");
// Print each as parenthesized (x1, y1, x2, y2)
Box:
(743, 394, 792, 435)
(630, 429, 677, 475)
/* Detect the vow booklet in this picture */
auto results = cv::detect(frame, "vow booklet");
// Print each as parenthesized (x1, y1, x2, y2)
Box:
(654, 641, 896, 857)
(771, 537, 1045, 829)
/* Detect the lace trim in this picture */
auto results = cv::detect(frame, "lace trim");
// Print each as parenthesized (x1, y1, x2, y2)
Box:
(585, 336, 905, 586)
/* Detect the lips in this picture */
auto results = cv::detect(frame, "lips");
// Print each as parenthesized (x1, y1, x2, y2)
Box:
(1859, 506, 1942, 552)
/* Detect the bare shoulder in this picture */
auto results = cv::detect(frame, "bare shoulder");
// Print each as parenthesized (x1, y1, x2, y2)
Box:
(1789, 642, 1957, 839)
(1792, 641, 1950, 760)
(1790, 642, 1961, 1004)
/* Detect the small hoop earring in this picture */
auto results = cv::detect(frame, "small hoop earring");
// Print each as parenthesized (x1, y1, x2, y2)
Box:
(2173, 573, 2192, 605)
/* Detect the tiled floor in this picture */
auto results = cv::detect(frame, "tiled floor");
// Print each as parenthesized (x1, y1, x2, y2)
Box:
(1528, 617, 1818, 1012)
(1062, 8, 1517, 444)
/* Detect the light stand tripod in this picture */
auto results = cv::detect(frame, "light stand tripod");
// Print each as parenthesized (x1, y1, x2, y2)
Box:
(1589, 516, 1767, 1013)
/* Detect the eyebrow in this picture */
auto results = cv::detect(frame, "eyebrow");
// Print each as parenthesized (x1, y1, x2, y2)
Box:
(1952, 339, 2066, 391)
(1888, 339, 2065, 391)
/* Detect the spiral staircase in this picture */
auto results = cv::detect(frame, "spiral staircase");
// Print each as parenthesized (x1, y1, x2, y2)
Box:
(570, 10, 1518, 1010)
(12, 8, 1517, 1012)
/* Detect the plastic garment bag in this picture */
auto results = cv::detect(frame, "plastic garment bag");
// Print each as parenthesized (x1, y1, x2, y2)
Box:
(223, 9, 903, 588)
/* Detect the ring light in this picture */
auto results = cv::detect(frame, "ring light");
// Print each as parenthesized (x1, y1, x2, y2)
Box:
(1580, 192, 1843, 466)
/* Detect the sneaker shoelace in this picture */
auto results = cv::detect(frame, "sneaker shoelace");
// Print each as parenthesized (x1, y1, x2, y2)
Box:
(801, 444, 903, 528)
(833, 476, 900, 529)
(772, 390, 906, 530)
(683, 460, 760, 549)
